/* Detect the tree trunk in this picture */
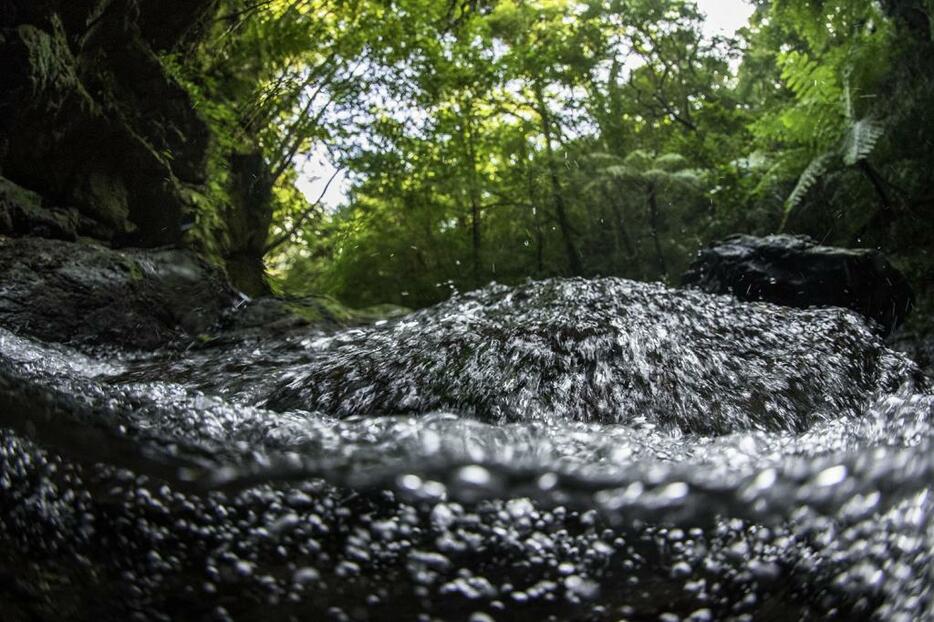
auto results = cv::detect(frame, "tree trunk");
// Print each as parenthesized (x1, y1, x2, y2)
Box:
(858, 160, 893, 213)
(461, 113, 482, 287)
(533, 83, 583, 276)
(603, 186, 637, 272)
(523, 145, 545, 275)
(228, 150, 274, 296)
(647, 183, 667, 278)
(852, 160, 900, 244)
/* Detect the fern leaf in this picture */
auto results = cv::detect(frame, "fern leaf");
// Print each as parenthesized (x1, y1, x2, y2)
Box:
(786, 153, 834, 212)
(622, 149, 654, 171)
(668, 170, 702, 188)
(842, 118, 884, 165)
(586, 152, 622, 165)
(600, 164, 639, 182)
(654, 153, 689, 171)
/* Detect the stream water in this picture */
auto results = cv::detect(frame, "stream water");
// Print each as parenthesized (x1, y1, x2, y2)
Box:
(0, 277, 931, 621)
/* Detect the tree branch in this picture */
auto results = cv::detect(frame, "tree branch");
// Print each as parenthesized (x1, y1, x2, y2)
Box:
(265, 166, 344, 254)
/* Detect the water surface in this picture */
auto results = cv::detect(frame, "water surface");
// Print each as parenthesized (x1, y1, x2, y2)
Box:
(0, 278, 931, 620)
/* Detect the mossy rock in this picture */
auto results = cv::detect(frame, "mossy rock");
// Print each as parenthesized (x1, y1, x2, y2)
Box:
(0, 176, 78, 240)
(14, 17, 93, 111)
(0, 236, 239, 349)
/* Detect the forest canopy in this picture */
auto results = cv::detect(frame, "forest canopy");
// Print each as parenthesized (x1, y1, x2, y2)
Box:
(175, 0, 934, 309)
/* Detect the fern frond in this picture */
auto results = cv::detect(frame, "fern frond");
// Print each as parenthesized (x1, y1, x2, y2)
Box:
(842, 117, 884, 165)
(780, 51, 820, 99)
(586, 152, 622, 165)
(622, 149, 654, 171)
(653, 153, 689, 171)
(600, 164, 639, 181)
(643, 169, 669, 185)
(786, 153, 834, 212)
(665, 170, 702, 189)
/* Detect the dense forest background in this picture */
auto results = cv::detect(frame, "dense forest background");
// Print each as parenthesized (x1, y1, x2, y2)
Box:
(7, 0, 933, 311)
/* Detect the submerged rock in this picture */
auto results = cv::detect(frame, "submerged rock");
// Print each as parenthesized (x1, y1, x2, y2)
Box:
(681, 234, 913, 334)
(889, 327, 934, 379)
(0, 236, 238, 348)
(268, 278, 918, 434)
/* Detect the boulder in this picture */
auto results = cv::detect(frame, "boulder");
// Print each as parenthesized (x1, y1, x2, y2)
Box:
(266, 278, 918, 435)
(889, 328, 934, 379)
(0, 236, 239, 348)
(681, 234, 913, 333)
(0, 176, 78, 240)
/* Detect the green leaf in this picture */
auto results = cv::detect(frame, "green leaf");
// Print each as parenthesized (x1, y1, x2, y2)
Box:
(786, 152, 834, 213)
(842, 117, 884, 165)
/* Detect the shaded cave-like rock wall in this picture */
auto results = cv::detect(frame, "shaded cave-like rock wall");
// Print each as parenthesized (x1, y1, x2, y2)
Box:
(0, 0, 271, 294)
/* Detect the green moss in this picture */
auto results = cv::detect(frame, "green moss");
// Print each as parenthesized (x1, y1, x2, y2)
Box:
(77, 170, 131, 231)
(126, 259, 144, 282)
(17, 17, 94, 112)
(283, 296, 351, 324)
(180, 184, 229, 268)
(350, 303, 412, 323)
(283, 301, 328, 323)
(284, 295, 411, 326)
(0, 177, 42, 212)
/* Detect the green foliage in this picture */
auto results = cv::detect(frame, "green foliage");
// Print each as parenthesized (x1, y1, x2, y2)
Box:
(170, 0, 934, 307)
(161, 51, 238, 264)
(842, 118, 884, 166)
(265, 0, 746, 304)
(784, 153, 833, 218)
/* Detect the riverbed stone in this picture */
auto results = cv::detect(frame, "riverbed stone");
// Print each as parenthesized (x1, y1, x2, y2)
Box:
(266, 277, 919, 435)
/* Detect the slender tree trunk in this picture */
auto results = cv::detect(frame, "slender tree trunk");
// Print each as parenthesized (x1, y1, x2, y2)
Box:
(533, 83, 583, 276)
(858, 160, 894, 213)
(523, 147, 545, 275)
(531, 190, 545, 276)
(602, 187, 636, 268)
(461, 115, 482, 287)
(647, 183, 667, 278)
(471, 201, 480, 284)
(535, 219, 544, 275)
(852, 160, 899, 243)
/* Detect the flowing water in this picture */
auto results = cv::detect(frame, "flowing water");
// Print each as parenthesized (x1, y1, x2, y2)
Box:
(0, 277, 931, 621)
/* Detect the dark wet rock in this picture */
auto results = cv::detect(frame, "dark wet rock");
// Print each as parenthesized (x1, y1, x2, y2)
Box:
(889, 327, 934, 379)
(267, 278, 918, 434)
(0, 176, 78, 240)
(0, 236, 238, 348)
(681, 234, 914, 334)
(0, 4, 207, 244)
(224, 296, 311, 331)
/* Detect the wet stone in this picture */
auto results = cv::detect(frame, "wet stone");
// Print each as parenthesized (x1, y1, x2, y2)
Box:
(267, 278, 919, 435)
